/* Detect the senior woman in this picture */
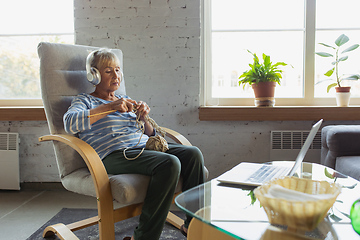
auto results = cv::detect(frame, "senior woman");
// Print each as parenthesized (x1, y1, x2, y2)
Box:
(63, 48, 205, 240)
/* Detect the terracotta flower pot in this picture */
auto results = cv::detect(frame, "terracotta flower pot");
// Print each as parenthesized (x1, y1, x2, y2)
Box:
(251, 82, 276, 107)
(335, 86, 351, 93)
(335, 86, 351, 107)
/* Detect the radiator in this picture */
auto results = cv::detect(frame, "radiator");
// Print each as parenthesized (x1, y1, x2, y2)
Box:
(0, 132, 20, 190)
(270, 130, 321, 163)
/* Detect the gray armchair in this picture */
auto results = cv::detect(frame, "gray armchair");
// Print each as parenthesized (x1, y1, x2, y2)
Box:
(321, 125, 360, 180)
(37, 42, 208, 240)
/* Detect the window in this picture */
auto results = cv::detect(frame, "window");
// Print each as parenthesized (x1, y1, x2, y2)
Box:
(0, 0, 74, 106)
(201, 0, 360, 106)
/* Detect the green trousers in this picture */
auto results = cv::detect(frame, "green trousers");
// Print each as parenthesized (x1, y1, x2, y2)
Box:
(102, 143, 205, 240)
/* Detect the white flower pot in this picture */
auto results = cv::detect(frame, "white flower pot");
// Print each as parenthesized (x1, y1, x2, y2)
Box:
(335, 92, 351, 107)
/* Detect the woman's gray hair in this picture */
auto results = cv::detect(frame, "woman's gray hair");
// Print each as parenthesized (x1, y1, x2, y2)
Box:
(90, 48, 121, 70)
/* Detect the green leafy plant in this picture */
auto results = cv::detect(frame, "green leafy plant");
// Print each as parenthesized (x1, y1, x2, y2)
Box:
(247, 189, 257, 206)
(316, 34, 360, 93)
(238, 50, 288, 89)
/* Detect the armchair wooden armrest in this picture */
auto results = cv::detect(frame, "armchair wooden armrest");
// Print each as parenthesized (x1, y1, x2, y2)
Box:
(39, 134, 111, 197)
(163, 127, 192, 146)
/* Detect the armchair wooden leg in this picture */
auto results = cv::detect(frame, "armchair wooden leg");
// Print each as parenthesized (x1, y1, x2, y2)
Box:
(98, 208, 116, 240)
(41, 204, 143, 240)
(42, 216, 100, 240)
(43, 223, 79, 240)
(97, 182, 116, 240)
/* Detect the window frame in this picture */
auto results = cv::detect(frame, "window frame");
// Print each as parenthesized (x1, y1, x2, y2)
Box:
(0, 99, 43, 107)
(200, 0, 360, 107)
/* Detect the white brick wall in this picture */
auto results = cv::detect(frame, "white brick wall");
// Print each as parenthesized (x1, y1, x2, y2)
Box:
(75, 0, 201, 119)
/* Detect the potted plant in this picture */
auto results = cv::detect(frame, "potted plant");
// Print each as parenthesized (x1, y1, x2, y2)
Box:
(238, 50, 288, 107)
(315, 34, 360, 106)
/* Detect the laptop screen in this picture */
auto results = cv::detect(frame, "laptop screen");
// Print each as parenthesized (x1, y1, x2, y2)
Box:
(288, 119, 323, 176)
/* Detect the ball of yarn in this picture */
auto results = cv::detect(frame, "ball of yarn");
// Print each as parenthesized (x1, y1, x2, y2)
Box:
(146, 135, 169, 152)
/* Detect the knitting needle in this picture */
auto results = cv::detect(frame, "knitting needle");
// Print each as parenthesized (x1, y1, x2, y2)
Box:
(87, 109, 116, 118)
(87, 103, 142, 118)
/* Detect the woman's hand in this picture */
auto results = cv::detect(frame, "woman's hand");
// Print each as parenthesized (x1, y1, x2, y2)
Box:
(134, 101, 154, 136)
(89, 98, 137, 125)
(135, 101, 151, 121)
(111, 98, 137, 113)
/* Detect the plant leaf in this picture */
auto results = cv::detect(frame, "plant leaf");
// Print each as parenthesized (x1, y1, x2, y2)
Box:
(327, 83, 338, 93)
(325, 168, 335, 179)
(343, 183, 358, 189)
(335, 34, 349, 47)
(263, 54, 270, 67)
(338, 56, 348, 62)
(318, 43, 336, 49)
(247, 49, 254, 56)
(329, 213, 342, 222)
(273, 62, 287, 67)
(343, 74, 360, 80)
(316, 52, 333, 57)
(342, 44, 359, 54)
(324, 68, 334, 77)
(247, 190, 256, 205)
(338, 210, 350, 219)
(315, 78, 334, 85)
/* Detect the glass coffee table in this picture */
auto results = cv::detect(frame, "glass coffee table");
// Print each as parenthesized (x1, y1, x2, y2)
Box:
(175, 162, 360, 240)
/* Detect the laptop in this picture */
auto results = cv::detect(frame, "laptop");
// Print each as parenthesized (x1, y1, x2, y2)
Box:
(217, 119, 323, 186)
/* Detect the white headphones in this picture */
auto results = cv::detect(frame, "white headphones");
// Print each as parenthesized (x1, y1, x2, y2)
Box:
(86, 49, 124, 86)
(86, 50, 101, 85)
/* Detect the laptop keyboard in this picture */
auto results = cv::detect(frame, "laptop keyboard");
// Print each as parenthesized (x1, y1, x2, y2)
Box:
(247, 165, 290, 184)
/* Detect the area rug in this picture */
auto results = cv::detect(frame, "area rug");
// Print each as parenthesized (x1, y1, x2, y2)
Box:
(26, 208, 187, 240)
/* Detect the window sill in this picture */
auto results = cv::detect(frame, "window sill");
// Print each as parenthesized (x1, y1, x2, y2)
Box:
(1, 106, 359, 121)
(0, 107, 46, 121)
(199, 106, 360, 121)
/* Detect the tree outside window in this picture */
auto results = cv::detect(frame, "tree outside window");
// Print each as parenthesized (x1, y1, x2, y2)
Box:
(0, 0, 74, 105)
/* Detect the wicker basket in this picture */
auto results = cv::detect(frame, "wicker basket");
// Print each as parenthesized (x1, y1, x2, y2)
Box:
(254, 176, 341, 231)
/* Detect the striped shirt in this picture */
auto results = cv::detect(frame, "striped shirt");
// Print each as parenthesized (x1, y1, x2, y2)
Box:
(63, 93, 149, 159)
